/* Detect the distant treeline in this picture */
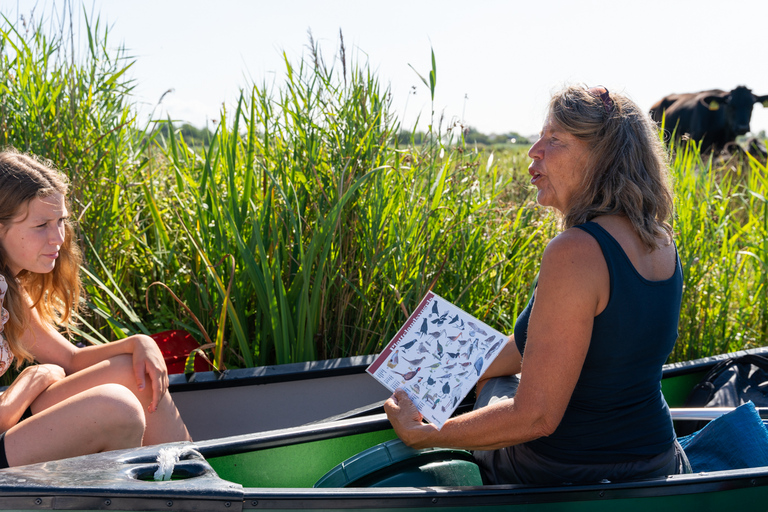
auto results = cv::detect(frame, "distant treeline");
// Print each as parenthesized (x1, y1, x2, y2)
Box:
(154, 122, 530, 149)
(397, 126, 529, 146)
(152, 122, 215, 147)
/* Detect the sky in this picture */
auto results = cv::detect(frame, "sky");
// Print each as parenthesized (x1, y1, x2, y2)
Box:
(2, 0, 768, 139)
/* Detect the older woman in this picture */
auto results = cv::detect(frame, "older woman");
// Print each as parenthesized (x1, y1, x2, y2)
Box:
(385, 85, 691, 485)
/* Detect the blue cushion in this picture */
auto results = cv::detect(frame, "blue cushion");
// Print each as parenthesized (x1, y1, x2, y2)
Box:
(678, 401, 768, 472)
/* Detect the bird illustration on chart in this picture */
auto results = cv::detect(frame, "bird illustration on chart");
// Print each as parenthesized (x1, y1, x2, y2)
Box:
(393, 367, 421, 381)
(486, 339, 503, 358)
(468, 321, 488, 336)
(403, 356, 426, 366)
(474, 356, 484, 376)
(447, 331, 463, 342)
(431, 312, 449, 325)
(418, 318, 428, 337)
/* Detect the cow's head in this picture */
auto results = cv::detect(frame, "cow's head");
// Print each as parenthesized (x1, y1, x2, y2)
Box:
(700, 86, 768, 136)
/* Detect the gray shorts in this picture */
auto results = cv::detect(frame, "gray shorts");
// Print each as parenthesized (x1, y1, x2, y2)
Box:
(472, 375, 692, 485)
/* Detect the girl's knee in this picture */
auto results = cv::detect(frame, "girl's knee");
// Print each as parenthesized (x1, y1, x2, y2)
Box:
(104, 355, 154, 403)
(90, 384, 146, 445)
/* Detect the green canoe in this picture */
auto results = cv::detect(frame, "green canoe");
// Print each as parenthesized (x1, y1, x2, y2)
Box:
(0, 347, 767, 511)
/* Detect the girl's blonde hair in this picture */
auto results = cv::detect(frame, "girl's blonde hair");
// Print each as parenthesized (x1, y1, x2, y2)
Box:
(0, 150, 82, 367)
(548, 85, 673, 250)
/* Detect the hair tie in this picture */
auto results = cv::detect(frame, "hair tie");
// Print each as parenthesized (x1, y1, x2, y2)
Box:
(587, 86, 614, 114)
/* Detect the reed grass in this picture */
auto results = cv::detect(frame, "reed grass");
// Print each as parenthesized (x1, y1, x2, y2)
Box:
(148, 39, 549, 366)
(0, 9, 154, 342)
(672, 145, 768, 360)
(1, 7, 767, 369)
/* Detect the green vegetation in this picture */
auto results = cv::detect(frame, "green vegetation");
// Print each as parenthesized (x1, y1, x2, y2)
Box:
(1, 9, 767, 369)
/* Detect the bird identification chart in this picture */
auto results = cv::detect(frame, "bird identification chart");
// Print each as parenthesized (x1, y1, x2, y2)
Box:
(367, 291, 508, 429)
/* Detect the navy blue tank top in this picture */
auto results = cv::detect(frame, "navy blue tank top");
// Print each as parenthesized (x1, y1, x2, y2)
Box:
(513, 221, 682, 464)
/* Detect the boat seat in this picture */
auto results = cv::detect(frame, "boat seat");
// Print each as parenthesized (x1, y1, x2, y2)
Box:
(313, 439, 483, 488)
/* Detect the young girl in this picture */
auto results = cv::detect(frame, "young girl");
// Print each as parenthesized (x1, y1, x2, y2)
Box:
(0, 150, 191, 468)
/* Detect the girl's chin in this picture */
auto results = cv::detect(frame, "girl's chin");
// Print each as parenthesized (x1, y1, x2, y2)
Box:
(31, 262, 57, 274)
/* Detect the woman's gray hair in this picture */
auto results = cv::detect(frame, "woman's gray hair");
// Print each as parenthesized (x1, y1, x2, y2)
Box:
(548, 85, 673, 250)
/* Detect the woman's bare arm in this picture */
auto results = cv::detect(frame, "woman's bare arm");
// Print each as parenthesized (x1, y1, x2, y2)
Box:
(385, 228, 608, 450)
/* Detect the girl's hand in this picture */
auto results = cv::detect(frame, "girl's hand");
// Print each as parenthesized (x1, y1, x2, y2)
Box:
(383, 389, 437, 449)
(0, 364, 66, 430)
(129, 335, 169, 413)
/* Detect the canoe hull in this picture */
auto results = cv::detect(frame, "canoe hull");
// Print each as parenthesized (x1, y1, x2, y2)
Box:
(168, 345, 758, 440)
(2, 347, 768, 511)
(169, 355, 390, 440)
(2, 427, 768, 512)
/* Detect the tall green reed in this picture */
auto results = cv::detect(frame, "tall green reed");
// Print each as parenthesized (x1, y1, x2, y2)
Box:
(150, 36, 549, 367)
(0, 8, 153, 342)
(672, 142, 768, 360)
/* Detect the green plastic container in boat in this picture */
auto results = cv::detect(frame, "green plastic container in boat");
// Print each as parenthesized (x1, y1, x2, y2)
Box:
(314, 439, 484, 487)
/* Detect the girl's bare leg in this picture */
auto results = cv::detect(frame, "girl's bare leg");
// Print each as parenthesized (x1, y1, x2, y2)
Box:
(4, 383, 145, 467)
(30, 355, 191, 445)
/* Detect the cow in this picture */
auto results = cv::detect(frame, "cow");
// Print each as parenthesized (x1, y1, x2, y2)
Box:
(649, 86, 768, 153)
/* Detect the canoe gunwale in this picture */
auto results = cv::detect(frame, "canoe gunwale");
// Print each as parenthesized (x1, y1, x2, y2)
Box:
(197, 414, 392, 459)
(168, 355, 378, 393)
(0, 495, 243, 512)
(237, 465, 768, 508)
(167, 346, 768, 394)
(661, 346, 768, 378)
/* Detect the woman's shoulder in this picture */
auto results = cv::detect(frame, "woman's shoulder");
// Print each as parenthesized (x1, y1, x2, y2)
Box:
(535, 227, 610, 318)
(540, 228, 608, 282)
(539, 226, 611, 314)
(544, 226, 604, 261)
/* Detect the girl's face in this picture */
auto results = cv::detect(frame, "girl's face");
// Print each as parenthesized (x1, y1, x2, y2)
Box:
(0, 193, 68, 276)
(527, 117, 591, 213)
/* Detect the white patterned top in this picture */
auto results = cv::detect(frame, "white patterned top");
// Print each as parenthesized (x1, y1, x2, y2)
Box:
(0, 274, 14, 377)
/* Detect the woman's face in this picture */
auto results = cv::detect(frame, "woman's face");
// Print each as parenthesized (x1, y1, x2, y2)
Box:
(527, 117, 591, 213)
(0, 193, 68, 276)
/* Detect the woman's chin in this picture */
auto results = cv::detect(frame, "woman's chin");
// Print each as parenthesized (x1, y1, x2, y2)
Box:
(535, 191, 552, 208)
